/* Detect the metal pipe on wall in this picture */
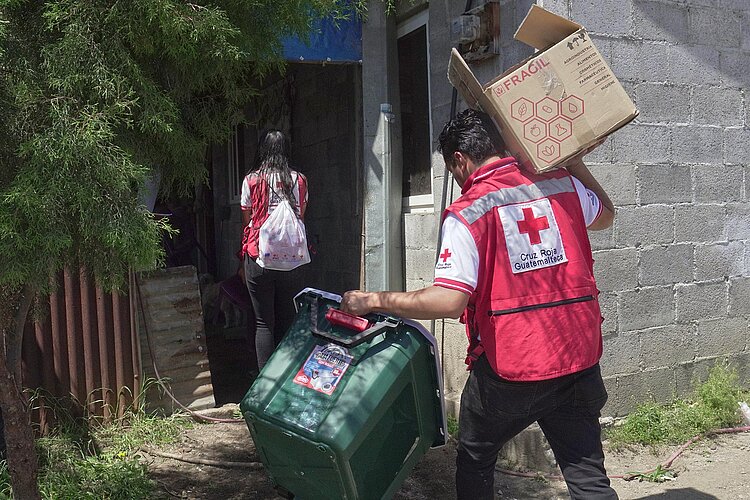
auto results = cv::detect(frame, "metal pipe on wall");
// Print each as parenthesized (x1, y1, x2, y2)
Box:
(129, 270, 142, 410)
(380, 102, 395, 290)
(36, 321, 54, 433)
(49, 276, 68, 396)
(120, 288, 135, 410)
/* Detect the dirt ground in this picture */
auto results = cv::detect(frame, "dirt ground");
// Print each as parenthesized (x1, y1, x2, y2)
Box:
(142, 405, 750, 500)
(171, 333, 750, 499)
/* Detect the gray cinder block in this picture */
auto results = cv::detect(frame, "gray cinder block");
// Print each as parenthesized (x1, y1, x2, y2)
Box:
(695, 242, 745, 280)
(594, 248, 639, 292)
(639, 244, 694, 286)
(675, 204, 725, 243)
(619, 286, 674, 331)
(638, 164, 692, 204)
(615, 205, 674, 247)
(675, 281, 728, 322)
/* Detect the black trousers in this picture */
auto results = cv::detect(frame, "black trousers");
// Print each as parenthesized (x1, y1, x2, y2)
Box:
(456, 355, 618, 500)
(243, 257, 300, 370)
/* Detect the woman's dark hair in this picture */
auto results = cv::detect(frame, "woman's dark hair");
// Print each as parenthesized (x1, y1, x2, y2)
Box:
(253, 129, 298, 211)
(438, 109, 506, 167)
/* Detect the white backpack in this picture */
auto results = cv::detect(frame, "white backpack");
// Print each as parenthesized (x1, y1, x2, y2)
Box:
(256, 179, 310, 271)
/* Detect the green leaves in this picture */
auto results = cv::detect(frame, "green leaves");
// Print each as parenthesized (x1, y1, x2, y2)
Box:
(607, 362, 748, 448)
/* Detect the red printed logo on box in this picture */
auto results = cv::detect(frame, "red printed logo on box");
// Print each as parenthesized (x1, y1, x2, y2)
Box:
(511, 97, 535, 123)
(535, 97, 559, 122)
(561, 95, 584, 120)
(497, 58, 551, 94)
(549, 117, 573, 142)
(537, 139, 561, 163)
(523, 119, 547, 144)
(510, 94, 585, 164)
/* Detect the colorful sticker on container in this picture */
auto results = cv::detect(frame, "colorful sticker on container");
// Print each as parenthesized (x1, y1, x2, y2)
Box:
(293, 343, 353, 395)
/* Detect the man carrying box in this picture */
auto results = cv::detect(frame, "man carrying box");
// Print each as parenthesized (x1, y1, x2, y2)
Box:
(342, 109, 618, 499)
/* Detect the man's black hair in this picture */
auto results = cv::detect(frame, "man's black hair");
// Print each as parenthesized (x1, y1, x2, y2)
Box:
(438, 109, 506, 167)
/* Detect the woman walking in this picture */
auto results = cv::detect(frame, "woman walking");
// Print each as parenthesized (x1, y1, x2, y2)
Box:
(240, 129, 309, 370)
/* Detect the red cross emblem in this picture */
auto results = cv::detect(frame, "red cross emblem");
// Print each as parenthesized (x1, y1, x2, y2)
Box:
(516, 207, 549, 245)
(439, 248, 452, 263)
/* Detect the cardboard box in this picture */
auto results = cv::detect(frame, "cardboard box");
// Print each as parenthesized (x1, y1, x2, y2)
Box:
(448, 5, 638, 173)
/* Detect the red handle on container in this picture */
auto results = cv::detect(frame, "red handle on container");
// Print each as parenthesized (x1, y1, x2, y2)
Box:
(325, 308, 370, 332)
(308, 295, 400, 348)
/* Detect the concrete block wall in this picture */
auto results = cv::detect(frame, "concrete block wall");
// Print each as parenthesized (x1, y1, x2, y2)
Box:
(542, 0, 750, 416)
(401, 0, 750, 416)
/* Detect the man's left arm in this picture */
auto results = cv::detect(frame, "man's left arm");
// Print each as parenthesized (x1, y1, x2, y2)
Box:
(566, 160, 614, 230)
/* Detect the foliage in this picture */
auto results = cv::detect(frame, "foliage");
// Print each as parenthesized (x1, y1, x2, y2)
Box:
(0, 0, 370, 292)
(33, 441, 153, 500)
(607, 362, 750, 448)
(1, 390, 191, 499)
(95, 412, 191, 455)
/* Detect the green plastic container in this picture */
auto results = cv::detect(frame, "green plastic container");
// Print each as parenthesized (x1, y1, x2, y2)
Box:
(240, 288, 447, 500)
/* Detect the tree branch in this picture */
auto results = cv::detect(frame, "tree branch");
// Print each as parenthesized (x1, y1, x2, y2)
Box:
(142, 448, 264, 469)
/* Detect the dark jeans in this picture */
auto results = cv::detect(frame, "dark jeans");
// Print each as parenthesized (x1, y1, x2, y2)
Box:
(456, 355, 618, 500)
(243, 257, 301, 370)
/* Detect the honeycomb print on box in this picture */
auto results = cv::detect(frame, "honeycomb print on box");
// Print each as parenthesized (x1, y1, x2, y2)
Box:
(510, 95, 585, 164)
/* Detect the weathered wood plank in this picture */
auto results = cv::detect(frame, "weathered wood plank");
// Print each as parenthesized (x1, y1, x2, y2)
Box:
(137, 266, 215, 412)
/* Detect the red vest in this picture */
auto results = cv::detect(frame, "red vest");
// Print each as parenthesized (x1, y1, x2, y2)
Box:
(446, 158, 602, 381)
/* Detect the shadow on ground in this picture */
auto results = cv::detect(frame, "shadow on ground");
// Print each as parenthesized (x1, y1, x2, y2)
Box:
(632, 489, 719, 500)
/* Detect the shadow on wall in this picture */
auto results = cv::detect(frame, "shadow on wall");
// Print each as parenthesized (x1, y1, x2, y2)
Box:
(632, 0, 744, 85)
(633, 0, 691, 45)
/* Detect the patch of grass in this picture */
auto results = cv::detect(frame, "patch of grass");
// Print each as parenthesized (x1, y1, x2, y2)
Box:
(94, 412, 191, 454)
(0, 428, 155, 500)
(608, 362, 750, 448)
(0, 382, 192, 499)
(36, 442, 153, 500)
(0, 465, 11, 499)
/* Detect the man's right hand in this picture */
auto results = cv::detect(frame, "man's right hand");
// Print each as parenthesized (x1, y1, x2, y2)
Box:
(341, 286, 468, 321)
(341, 290, 376, 317)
